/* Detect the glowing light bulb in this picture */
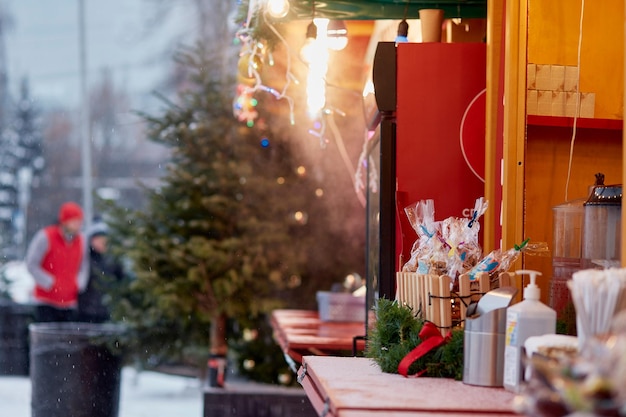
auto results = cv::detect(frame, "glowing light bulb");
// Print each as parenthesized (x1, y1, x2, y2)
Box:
(327, 20, 348, 51)
(266, 0, 289, 18)
(299, 21, 318, 64)
(304, 19, 328, 118)
(395, 19, 409, 44)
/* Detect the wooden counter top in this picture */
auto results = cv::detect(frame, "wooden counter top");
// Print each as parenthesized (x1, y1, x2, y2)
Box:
(270, 310, 367, 365)
(298, 356, 518, 417)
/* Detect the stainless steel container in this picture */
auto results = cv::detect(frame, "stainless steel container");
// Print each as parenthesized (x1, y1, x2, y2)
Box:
(582, 182, 622, 266)
(463, 306, 508, 387)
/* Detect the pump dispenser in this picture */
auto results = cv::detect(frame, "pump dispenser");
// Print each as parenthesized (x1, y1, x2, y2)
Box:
(522, 269, 541, 301)
(503, 270, 556, 393)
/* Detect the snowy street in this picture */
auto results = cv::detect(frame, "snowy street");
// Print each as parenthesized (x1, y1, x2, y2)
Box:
(0, 367, 204, 417)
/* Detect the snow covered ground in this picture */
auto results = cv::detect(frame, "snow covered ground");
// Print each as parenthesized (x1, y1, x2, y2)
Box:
(0, 367, 204, 417)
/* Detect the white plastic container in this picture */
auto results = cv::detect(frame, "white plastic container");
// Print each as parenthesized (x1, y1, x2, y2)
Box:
(316, 291, 366, 322)
(503, 270, 556, 393)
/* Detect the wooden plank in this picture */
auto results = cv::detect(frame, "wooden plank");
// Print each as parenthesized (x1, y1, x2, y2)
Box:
(429, 274, 441, 327)
(298, 364, 330, 416)
(417, 274, 425, 317)
(438, 275, 452, 335)
(396, 272, 420, 313)
(499, 271, 514, 287)
(270, 310, 367, 364)
(458, 273, 471, 323)
(300, 356, 516, 415)
(340, 412, 517, 417)
(408, 273, 419, 314)
(502, 0, 526, 271)
(479, 271, 490, 295)
(527, 115, 623, 130)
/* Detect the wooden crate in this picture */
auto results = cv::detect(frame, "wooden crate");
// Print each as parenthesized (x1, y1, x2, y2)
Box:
(395, 271, 515, 336)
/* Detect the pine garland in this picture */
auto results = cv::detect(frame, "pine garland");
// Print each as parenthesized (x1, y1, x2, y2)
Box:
(365, 298, 465, 380)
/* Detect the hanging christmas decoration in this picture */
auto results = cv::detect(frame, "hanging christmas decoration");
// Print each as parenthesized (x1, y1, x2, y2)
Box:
(237, 47, 263, 82)
(233, 84, 259, 125)
(233, 0, 297, 126)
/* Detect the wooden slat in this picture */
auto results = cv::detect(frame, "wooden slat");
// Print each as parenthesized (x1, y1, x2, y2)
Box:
(438, 275, 452, 335)
(499, 271, 514, 287)
(458, 273, 471, 323)
(427, 275, 442, 325)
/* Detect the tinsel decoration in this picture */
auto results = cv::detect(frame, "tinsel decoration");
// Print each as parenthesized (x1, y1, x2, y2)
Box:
(365, 298, 465, 380)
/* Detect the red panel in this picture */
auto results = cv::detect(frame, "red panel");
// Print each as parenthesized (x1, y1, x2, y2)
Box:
(395, 43, 487, 271)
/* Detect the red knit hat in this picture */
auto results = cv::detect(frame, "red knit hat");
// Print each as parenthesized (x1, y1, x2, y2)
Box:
(58, 202, 83, 223)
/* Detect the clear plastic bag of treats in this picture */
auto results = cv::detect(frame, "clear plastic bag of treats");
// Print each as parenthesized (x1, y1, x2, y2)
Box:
(402, 198, 487, 280)
(467, 239, 550, 288)
(402, 199, 447, 275)
(443, 197, 488, 280)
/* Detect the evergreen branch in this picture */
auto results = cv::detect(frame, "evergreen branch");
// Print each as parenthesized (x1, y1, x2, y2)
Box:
(366, 298, 464, 380)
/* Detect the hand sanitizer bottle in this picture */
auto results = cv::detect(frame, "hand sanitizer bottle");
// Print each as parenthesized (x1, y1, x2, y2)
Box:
(503, 270, 556, 393)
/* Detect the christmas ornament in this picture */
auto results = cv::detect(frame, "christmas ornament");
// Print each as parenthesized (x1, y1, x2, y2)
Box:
(237, 50, 263, 82)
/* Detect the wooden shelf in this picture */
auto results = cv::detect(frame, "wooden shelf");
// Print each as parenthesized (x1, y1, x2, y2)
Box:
(527, 115, 623, 130)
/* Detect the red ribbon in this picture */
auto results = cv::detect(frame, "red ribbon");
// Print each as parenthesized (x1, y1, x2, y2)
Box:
(398, 321, 451, 377)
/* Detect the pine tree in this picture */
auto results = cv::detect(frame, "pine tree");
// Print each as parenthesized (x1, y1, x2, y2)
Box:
(106, 45, 315, 376)
(0, 77, 43, 259)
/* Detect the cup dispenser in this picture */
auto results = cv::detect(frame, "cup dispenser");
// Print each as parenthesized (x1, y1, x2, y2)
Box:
(550, 173, 622, 330)
(581, 180, 622, 267)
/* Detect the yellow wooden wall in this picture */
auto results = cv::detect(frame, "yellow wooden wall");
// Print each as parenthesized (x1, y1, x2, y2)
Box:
(527, 0, 624, 119)
(521, 0, 624, 303)
(524, 127, 622, 304)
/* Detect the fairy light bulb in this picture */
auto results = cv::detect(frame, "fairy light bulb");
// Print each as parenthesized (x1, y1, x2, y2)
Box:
(266, 0, 289, 18)
(299, 21, 318, 64)
(326, 20, 348, 51)
(395, 19, 409, 43)
(305, 19, 328, 118)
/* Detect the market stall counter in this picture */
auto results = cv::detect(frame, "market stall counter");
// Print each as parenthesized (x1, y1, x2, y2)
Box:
(297, 356, 517, 417)
(270, 309, 367, 367)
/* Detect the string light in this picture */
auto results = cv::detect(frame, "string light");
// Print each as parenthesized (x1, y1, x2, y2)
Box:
(396, 1, 411, 44)
(327, 20, 348, 51)
(304, 18, 328, 118)
(265, 0, 289, 18)
(233, 84, 259, 125)
(396, 19, 409, 43)
(232, 0, 297, 125)
(235, 1, 371, 211)
(235, 0, 357, 160)
(299, 21, 318, 65)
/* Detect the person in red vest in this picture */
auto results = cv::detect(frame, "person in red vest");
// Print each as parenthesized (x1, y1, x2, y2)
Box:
(25, 201, 89, 322)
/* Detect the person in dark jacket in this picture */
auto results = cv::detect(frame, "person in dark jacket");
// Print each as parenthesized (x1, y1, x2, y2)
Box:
(77, 221, 124, 323)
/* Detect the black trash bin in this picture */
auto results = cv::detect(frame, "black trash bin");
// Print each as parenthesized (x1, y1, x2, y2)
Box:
(29, 322, 125, 417)
(0, 299, 34, 375)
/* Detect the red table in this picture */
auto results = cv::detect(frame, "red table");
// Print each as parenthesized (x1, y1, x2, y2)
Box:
(298, 356, 518, 417)
(270, 309, 368, 366)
